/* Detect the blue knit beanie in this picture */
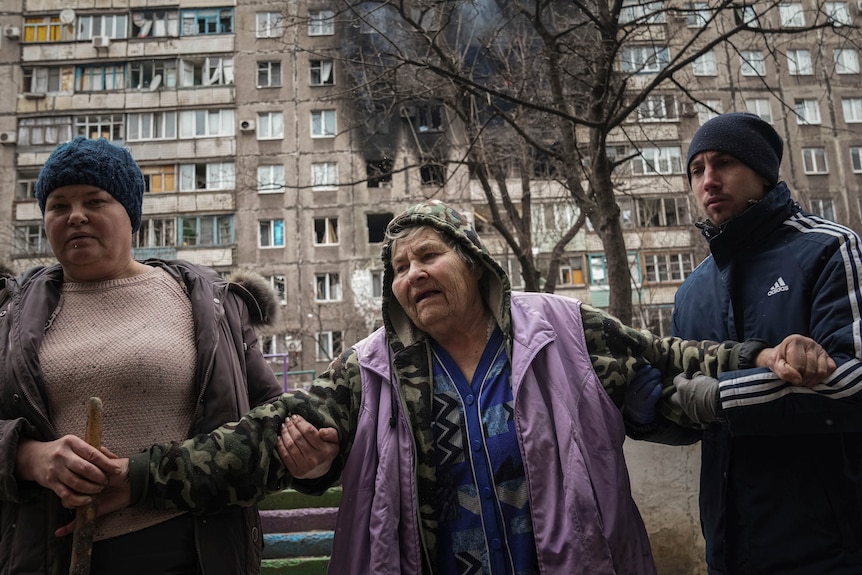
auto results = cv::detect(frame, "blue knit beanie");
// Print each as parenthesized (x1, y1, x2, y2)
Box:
(34, 137, 145, 232)
(686, 112, 783, 186)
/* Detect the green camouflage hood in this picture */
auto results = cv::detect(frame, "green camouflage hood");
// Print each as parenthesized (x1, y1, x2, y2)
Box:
(381, 199, 512, 349)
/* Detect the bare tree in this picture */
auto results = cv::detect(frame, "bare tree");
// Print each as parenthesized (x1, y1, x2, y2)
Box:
(288, 0, 850, 323)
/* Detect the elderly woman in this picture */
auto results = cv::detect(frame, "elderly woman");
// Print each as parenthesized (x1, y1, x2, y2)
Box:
(104, 200, 831, 575)
(0, 137, 294, 575)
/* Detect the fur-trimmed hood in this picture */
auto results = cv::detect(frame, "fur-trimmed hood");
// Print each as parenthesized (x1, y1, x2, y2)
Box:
(227, 271, 279, 327)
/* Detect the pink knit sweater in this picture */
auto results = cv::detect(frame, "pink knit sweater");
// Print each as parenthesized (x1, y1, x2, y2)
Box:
(41, 266, 197, 540)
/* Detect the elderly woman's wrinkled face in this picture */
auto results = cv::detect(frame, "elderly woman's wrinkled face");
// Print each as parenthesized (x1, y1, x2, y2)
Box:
(390, 227, 484, 340)
(44, 185, 135, 282)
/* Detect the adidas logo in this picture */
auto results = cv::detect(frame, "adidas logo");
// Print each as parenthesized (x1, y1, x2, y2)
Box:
(767, 277, 789, 296)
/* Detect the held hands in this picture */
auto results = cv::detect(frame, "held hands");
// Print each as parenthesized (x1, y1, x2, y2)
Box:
(755, 334, 836, 387)
(623, 365, 663, 425)
(276, 415, 340, 480)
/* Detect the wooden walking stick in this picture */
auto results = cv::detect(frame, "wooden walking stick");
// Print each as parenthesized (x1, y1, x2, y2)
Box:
(69, 397, 103, 575)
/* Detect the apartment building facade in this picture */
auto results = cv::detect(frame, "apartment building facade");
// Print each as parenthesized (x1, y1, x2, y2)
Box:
(1, 0, 861, 386)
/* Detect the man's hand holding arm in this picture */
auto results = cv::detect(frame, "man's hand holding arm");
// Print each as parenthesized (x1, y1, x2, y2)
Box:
(671, 334, 837, 427)
(752, 334, 836, 387)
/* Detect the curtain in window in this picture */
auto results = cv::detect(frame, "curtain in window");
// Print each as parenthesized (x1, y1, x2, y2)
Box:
(320, 61, 333, 83)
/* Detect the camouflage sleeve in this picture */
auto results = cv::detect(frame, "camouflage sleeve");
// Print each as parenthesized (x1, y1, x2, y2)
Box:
(287, 348, 363, 494)
(129, 400, 292, 512)
(580, 303, 742, 429)
(130, 348, 364, 511)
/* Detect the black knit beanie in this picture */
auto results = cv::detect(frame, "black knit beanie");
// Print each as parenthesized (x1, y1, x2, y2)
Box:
(686, 112, 783, 186)
(34, 137, 145, 232)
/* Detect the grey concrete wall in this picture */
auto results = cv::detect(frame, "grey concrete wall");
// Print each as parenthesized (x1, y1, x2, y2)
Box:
(624, 441, 707, 575)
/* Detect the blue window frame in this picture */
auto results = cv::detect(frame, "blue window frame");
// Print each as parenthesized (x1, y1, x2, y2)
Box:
(181, 8, 233, 36)
(178, 214, 234, 247)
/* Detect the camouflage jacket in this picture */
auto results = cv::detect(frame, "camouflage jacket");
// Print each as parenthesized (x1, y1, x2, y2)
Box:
(129, 296, 746, 574)
(131, 200, 751, 574)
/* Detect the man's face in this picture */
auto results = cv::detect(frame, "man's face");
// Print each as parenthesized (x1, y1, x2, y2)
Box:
(689, 151, 770, 226)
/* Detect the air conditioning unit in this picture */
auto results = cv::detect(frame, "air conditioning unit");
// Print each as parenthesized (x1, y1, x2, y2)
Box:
(91, 36, 111, 49)
(0, 131, 17, 144)
(286, 340, 302, 353)
(239, 119, 256, 132)
(4, 26, 21, 39)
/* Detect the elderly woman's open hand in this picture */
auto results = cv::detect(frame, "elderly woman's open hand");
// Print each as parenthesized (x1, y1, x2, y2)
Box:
(276, 415, 339, 480)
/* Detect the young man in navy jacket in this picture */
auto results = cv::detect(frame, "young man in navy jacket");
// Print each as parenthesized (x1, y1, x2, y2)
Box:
(671, 112, 862, 575)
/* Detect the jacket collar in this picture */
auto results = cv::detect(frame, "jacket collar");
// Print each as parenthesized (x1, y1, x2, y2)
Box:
(697, 182, 798, 266)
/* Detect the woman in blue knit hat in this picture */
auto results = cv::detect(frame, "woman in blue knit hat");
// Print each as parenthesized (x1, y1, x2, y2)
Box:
(672, 112, 862, 574)
(0, 137, 327, 575)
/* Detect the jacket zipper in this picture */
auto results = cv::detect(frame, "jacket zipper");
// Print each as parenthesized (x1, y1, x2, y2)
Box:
(15, 313, 59, 438)
(389, 345, 435, 574)
(187, 281, 219, 438)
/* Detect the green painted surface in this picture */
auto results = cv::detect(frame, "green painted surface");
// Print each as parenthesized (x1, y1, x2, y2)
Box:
(260, 488, 339, 573)
(259, 487, 342, 511)
(261, 557, 330, 575)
